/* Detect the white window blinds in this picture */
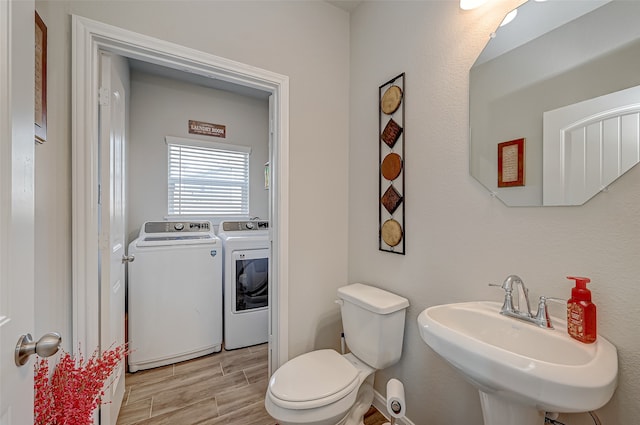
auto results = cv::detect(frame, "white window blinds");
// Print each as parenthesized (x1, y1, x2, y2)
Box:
(167, 137, 250, 216)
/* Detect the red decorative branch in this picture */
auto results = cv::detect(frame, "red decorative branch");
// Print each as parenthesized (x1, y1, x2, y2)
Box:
(34, 344, 127, 425)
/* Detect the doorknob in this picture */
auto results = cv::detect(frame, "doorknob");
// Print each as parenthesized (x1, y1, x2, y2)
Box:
(15, 332, 62, 367)
(122, 254, 135, 263)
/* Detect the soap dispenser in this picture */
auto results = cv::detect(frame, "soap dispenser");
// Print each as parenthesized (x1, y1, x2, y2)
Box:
(566, 276, 597, 343)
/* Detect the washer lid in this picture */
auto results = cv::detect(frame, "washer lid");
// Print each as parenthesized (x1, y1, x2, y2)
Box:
(269, 349, 358, 405)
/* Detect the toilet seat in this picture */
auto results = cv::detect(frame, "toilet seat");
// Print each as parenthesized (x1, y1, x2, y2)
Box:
(268, 349, 359, 409)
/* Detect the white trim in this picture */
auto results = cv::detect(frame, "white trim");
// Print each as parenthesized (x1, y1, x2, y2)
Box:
(0, 0, 10, 327)
(165, 135, 252, 154)
(71, 15, 289, 374)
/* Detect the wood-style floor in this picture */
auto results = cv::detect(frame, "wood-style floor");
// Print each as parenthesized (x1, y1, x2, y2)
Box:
(116, 344, 388, 425)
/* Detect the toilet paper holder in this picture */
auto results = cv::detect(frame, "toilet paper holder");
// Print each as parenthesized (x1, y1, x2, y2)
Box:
(383, 378, 405, 425)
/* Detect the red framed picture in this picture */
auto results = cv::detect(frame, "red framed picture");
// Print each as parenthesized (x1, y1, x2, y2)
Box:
(35, 11, 47, 143)
(498, 138, 525, 187)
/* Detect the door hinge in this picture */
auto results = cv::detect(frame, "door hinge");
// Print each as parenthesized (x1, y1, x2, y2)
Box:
(99, 87, 110, 106)
(98, 183, 102, 205)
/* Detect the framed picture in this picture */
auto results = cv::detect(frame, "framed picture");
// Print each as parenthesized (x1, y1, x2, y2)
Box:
(35, 11, 47, 143)
(498, 138, 525, 187)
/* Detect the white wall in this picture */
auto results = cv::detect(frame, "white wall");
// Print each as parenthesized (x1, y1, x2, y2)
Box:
(127, 70, 269, 241)
(34, 0, 350, 356)
(349, 2, 640, 424)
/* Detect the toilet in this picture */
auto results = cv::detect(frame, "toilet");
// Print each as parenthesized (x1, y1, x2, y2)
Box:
(265, 283, 409, 425)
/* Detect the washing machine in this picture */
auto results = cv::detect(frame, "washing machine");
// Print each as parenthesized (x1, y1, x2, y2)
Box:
(127, 220, 222, 372)
(218, 220, 269, 350)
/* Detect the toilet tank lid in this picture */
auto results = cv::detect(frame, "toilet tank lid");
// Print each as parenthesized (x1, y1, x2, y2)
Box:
(338, 283, 409, 314)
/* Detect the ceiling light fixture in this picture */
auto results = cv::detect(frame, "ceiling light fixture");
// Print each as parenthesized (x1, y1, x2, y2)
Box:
(499, 8, 518, 26)
(460, 0, 488, 10)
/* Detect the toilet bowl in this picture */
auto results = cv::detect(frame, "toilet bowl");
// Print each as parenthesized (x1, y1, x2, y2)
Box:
(265, 283, 409, 425)
(265, 350, 375, 425)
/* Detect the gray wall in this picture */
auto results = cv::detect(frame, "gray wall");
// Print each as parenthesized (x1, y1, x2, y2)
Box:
(128, 70, 269, 241)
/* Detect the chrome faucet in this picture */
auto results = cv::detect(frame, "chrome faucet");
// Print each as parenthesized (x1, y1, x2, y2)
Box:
(489, 275, 564, 329)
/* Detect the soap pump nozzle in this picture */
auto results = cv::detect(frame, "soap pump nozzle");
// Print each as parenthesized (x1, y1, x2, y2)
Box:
(567, 276, 591, 301)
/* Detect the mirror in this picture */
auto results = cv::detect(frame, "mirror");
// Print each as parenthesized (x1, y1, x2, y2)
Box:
(469, 0, 640, 206)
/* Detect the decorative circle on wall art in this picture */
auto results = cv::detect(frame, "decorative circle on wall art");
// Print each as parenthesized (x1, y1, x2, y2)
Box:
(381, 153, 403, 181)
(380, 85, 403, 115)
(381, 219, 403, 247)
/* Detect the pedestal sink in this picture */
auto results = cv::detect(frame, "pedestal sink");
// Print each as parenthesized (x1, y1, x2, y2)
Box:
(417, 301, 617, 425)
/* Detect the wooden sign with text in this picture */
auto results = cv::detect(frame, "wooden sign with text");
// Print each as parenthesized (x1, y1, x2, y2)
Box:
(188, 120, 226, 138)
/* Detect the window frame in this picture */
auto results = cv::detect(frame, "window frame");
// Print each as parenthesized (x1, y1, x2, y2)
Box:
(165, 135, 251, 218)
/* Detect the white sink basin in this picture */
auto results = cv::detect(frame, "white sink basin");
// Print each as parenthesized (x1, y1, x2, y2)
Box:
(418, 301, 617, 421)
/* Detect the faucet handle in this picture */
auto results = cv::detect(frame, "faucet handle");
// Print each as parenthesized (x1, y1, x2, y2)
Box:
(488, 283, 509, 292)
(542, 296, 566, 304)
(535, 296, 566, 329)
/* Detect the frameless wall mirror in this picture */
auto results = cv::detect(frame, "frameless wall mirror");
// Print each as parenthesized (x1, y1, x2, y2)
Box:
(469, 0, 640, 206)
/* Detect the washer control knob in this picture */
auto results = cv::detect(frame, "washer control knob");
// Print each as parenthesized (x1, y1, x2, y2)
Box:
(245, 222, 255, 230)
(174, 223, 184, 231)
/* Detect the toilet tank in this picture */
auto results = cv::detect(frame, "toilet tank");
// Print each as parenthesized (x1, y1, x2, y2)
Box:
(337, 283, 409, 369)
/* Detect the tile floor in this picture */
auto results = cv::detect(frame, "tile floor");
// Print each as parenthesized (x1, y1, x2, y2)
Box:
(116, 344, 388, 425)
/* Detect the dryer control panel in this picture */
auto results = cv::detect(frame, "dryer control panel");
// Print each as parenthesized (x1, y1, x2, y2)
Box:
(220, 220, 269, 232)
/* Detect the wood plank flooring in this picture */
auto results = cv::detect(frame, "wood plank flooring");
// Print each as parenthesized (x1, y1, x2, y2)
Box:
(116, 344, 388, 425)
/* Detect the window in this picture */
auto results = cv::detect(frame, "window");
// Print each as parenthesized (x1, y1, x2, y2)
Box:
(166, 136, 250, 216)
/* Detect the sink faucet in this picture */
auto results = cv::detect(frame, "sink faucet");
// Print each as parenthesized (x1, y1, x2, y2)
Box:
(489, 275, 564, 329)
(490, 275, 532, 316)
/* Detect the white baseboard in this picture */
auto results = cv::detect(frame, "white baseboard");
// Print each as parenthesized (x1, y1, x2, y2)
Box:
(372, 389, 416, 425)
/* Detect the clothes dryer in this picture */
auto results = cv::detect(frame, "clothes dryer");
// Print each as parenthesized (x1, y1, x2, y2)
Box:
(218, 220, 269, 350)
(127, 221, 222, 372)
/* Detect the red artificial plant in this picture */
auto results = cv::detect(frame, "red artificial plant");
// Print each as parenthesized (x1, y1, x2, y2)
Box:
(34, 344, 127, 425)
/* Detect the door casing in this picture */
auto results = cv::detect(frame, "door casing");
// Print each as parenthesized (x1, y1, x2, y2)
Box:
(71, 15, 289, 376)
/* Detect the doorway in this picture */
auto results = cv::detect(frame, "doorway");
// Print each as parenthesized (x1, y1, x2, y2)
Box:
(71, 13, 289, 415)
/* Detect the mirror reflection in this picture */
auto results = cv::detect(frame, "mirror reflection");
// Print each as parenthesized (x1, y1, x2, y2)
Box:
(469, 0, 640, 206)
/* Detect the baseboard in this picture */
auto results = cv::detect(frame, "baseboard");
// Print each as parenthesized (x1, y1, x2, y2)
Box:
(372, 389, 416, 425)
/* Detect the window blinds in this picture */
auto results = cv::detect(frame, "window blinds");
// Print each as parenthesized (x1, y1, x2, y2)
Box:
(167, 141, 250, 216)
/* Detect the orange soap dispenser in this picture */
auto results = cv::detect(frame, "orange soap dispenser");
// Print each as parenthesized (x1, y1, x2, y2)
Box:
(566, 276, 597, 343)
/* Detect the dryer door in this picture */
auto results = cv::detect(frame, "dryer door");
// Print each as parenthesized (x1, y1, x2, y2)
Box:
(232, 248, 269, 313)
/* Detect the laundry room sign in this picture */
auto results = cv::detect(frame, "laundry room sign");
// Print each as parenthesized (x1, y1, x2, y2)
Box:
(188, 120, 226, 138)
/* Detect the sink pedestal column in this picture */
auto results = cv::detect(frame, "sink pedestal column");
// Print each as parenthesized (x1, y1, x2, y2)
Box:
(479, 391, 545, 425)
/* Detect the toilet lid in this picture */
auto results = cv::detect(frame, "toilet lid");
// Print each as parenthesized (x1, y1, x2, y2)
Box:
(269, 349, 359, 406)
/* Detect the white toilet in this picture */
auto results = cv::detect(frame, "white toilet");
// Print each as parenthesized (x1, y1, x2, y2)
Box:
(265, 283, 409, 425)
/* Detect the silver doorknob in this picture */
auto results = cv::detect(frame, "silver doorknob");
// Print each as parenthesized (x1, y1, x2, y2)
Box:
(15, 332, 62, 366)
(122, 254, 135, 263)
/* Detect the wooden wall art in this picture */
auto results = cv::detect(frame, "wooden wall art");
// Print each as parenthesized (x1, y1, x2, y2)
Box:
(379, 73, 405, 254)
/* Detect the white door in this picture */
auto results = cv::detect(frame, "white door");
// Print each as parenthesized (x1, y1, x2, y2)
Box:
(98, 51, 128, 425)
(543, 84, 640, 205)
(1, 1, 37, 423)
